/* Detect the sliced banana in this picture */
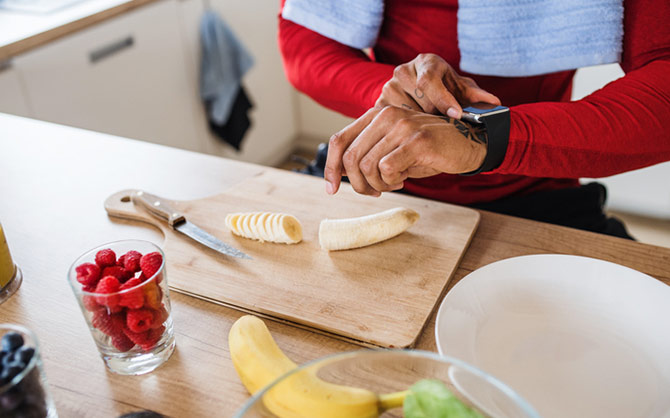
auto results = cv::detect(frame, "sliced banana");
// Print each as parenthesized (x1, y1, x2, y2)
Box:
(319, 207, 420, 251)
(225, 212, 303, 244)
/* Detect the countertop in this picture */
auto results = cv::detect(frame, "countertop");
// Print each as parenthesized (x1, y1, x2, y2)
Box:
(0, 0, 158, 61)
(1, 112, 669, 416)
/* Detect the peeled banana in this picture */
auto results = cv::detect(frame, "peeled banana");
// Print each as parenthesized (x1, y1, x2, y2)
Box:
(225, 212, 302, 244)
(228, 315, 406, 418)
(319, 207, 419, 251)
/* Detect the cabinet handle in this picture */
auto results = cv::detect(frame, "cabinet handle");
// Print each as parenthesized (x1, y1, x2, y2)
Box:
(89, 36, 134, 64)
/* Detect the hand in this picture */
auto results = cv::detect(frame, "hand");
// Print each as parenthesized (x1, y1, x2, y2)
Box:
(325, 105, 488, 196)
(375, 53, 500, 118)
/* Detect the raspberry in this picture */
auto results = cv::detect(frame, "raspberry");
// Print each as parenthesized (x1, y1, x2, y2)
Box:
(94, 276, 121, 307)
(123, 251, 142, 273)
(116, 254, 127, 267)
(126, 309, 154, 333)
(150, 304, 170, 329)
(118, 278, 144, 309)
(143, 281, 162, 310)
(142, 325, 165, 350)
(111, 334, 135, 352)
(92, 310, 125, 338)
(101, 266, 133, 283)
(124, 325, 165, 352)
(123, 327, 151, 349)
(75, 263, 101, 287)
(82, 294, 102, 312)
(95, 249, 116, 268)
(140, 252, 163, 279)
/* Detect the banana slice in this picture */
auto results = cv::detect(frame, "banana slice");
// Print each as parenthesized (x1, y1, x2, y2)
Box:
(225, 212, 303, 244)
(319, 207, 419, 251)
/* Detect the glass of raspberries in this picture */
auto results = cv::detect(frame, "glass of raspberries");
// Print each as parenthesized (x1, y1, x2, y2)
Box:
(0, 324, 57, 417)
(67, 240, 175, 375)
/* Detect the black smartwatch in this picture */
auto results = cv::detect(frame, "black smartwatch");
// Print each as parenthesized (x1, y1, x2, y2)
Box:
(459, 102, 510, 176)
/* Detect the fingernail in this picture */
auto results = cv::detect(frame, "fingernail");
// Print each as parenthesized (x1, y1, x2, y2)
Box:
(447, 107, 459, 118)
(326, 181, 334, 195)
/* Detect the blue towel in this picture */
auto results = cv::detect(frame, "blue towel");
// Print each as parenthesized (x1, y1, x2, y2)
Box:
(281, 0, 623, 77)
(200, 11, 254, 125)
(282, 0, 383, 50)
(458, 0, 623, 76)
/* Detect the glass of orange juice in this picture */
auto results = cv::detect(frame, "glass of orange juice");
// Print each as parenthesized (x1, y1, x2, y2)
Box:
(0, 222, 22, 304)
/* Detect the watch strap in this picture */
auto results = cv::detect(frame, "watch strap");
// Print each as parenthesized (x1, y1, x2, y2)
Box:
(461, 109, 510, 176)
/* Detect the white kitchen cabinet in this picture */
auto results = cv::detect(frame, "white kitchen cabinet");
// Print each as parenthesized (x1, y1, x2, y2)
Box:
(14, 0, 207, 153)
(0, 61, 31, 118)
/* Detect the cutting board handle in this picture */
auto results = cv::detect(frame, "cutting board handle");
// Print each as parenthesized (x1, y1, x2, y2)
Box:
(104, 189, 163, 229)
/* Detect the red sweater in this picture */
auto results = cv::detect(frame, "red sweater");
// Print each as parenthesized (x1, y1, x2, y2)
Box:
(278, 0, 670, 205)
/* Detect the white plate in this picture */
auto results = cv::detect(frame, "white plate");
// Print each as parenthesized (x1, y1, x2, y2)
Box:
(435, 254, 670, 418)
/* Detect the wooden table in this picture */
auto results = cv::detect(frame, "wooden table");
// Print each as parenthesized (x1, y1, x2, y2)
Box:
(1, 113, 669, 417)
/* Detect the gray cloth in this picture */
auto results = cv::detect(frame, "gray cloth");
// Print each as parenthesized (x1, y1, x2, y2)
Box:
(200, 11, 253, 125)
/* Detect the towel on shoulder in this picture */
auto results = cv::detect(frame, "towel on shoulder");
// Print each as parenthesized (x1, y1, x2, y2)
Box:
(282, 0, 623, 77)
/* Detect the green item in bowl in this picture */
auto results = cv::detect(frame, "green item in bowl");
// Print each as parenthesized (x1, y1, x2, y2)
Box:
(404, 379, 484, 418)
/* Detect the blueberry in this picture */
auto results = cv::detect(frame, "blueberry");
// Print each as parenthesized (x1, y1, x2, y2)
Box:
(12, 346, 34, 365)
(0, 364, 22, 383)
(1, 332, 24, 352)
(1, 352, 14, 368)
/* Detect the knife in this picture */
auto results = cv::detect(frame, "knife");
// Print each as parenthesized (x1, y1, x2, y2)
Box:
(132, 190, 251, 260)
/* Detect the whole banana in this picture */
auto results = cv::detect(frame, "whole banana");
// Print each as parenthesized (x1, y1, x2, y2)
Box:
(228, 315, 406, 417)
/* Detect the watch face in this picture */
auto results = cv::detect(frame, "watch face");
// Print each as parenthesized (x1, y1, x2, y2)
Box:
(463, 102, 507, 114)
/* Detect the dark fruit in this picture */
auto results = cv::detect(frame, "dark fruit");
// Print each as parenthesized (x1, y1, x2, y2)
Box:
(1, 332, 23, 352)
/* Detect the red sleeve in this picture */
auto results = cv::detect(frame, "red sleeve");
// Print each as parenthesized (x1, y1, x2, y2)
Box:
(278, 1, 394, 118)
(496, 0, 670, 178)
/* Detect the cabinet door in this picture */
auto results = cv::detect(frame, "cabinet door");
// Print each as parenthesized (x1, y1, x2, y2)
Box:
(0, 61, 31, 118)
(14, 0, 206, 153)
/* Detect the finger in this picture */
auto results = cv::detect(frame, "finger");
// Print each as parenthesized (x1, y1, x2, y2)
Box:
(460, 78, 501, 106)
(358, 131, 406, 192)
(394, 63, 438, 114)
(415, 63, 463, 118)
(342, 106, 406, 196)
(376, 80, 422, 111)
(378, 143, 416, 186)
(325, 108, 379, 195)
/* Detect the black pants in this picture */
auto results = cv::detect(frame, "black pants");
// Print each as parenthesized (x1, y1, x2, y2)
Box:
(471, 182, 633, 240)
(298, 145, 633, 240)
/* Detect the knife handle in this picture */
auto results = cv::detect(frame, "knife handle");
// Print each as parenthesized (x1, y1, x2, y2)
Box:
(132, 191, 185, 227)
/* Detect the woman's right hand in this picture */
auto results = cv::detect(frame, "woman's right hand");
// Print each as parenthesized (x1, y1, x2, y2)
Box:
(375, 53, 501, 118)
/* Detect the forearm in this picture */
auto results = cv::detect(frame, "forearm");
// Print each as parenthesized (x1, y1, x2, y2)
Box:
(278, 12, 393, 118)
(495, 59, 670, 178)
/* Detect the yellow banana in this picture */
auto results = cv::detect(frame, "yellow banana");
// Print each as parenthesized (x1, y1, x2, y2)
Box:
(228, 315, 406, 417)
(319, 207, 420, 251)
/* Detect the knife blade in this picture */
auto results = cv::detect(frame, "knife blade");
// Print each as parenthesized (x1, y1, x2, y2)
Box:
(132, 190, 251, 260)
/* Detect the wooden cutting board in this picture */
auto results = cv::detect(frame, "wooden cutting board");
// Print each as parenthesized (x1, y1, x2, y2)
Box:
(104, 168, 479, 348)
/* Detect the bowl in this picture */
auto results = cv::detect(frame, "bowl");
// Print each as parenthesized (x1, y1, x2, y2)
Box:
(234, 349, 539, 418)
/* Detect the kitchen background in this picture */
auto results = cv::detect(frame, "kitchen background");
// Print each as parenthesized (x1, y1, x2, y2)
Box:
(1, 0, 668, 246)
